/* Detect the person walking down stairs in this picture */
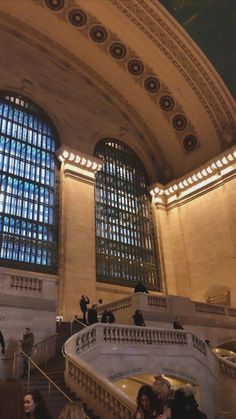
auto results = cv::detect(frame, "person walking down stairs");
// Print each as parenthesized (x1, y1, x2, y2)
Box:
(24, 390, 53, 419)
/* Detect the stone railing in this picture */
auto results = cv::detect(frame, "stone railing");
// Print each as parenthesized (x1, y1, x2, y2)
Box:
(218, 358, 236, 379)
(102, 326, 187, 347)
(71, 324, 236, 382)
(147, 295, 167, 308)
(64, 324, 236, 419)
(194, 302, 226, 316)
(10, 275, 42, 292)
(97, 293, 236, 330)
(227, 308, 236, 317)
(97, 296, 132, 315)
(64, 339, 135, 419)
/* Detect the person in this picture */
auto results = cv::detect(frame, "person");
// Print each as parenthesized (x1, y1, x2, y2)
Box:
(87, 304, 98, 325)
(153, 375, 171, 417)
(0, 379, 24, 419)
(173, 317, 184, 330)
(0, 329, 5, 354)
(24, 390, 53, 419)
(205, 339, 211, 348)
(134, 384, 166, 419)
(101, 306, 115, 323)
(171, 383, 207, 419)
(58, 401, 89, 419)
(79, 295, 90, 323)
(134, 280, 149, 293)
(21, 327, 34, 376)
(133, 309, 145, 326)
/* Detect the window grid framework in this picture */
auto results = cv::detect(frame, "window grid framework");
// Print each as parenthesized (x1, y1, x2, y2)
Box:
(95, 139, 160, 290)
(0, 93, 59, 273)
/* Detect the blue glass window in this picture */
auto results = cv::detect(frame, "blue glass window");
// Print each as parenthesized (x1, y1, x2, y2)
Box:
(0, 92, 59, 273)
(95, 139, 160, 290)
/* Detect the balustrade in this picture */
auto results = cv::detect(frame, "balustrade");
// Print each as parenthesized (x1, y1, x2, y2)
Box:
(227, 307, 236, 317)
(194, 302, 225, 315)
(192, 335, 207, 355)
(97, 297, 132, 315)
(10, 275, 42, 292)
(67, 358, 134, 418)
(147, 295, 167, 308)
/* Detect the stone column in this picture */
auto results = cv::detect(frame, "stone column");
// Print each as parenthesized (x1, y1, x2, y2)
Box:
(56, 146, 102, 320)
(150, 184, 178, 295)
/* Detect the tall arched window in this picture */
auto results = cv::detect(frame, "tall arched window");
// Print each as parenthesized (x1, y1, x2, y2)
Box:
(95, 139, 160, 290)
(0, 92, 59, 273)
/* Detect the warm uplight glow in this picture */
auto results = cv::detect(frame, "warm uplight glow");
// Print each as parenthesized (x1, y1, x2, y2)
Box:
(150, 147, 236, 204)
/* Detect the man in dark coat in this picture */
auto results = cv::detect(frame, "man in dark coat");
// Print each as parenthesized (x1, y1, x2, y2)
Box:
(101, 307, 115, 323)
(0, 330, 5, 354)
(79, 295, 90, 322)
(87, 304, 98, 325)
(21, 327, 34, 376)
(173, 316, 184, 330)
(134, 280, 149, 293)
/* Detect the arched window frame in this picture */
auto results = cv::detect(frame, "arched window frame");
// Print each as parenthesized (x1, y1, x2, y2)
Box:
(94, 138, 161, 290)
(0, 92, 59, 273)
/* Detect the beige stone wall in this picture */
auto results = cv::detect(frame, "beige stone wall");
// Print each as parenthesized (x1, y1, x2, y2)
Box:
(156, 176, 236, 305)
(58, 168, 97, 320)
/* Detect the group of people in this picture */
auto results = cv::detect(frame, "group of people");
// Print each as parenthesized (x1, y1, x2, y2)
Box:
(134, 377, 207, 419)
(79, 295, 115, 325)
(0, 379, 89, 419)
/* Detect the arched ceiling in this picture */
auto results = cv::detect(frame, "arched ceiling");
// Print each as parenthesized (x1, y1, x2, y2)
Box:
(0, 0, 235, 184)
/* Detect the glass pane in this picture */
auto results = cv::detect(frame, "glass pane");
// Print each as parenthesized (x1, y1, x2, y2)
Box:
(0, 92, 59, 273)
(95, 138, 160, 290)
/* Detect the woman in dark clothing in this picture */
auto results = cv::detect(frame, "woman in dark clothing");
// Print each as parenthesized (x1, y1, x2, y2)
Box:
(134, 384, 165, 419)
(133, 309, 145, 326)
(24, 390, 53, 419)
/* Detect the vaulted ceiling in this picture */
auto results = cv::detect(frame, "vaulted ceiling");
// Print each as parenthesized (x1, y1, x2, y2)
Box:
(0, 0, 235, 183)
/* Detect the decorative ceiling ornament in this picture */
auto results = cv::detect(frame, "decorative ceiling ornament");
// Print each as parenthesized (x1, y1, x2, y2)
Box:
(90, 25, 108, 43)
(111, 0, 235, 149)
(44, 0, 198, 153)
(68, 9, 87, 27)
(127, 59, 144, 76)
(45, 0, 64, 11)
(159, 95, 175, 112)
(183, 134, 198, 152)
(172, 114, 187, 131)
(110, 42, 127, 59)
(144, 76, 160, 93)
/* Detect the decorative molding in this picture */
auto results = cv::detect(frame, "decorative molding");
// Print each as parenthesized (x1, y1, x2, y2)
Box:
(43, 0, 198, 149)
(57, 145, 103, 183)
(0, 9, 172, 182)
(112, 0, 236, 148)
(150, 145, 236, 207)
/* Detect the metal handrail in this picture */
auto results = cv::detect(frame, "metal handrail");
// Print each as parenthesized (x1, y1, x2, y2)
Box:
(34, 334, 58, 349)
(16, 348, 72, 402)
(71, 317, 87, 333)
(62, 345, 135, 412)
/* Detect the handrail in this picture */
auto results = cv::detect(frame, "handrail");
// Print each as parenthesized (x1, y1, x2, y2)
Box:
(62, 345, 135, 415)
(70, 318, 87, 335)
(16, 348, 72, 402)
(34, 334, 58, 349)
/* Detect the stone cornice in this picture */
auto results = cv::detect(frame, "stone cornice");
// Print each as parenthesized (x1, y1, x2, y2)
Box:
(56, 145, 103, 183)
(150, 145, 236, 207)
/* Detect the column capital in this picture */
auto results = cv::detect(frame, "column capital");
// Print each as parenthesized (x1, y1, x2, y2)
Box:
(56, 145, 103, 184)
